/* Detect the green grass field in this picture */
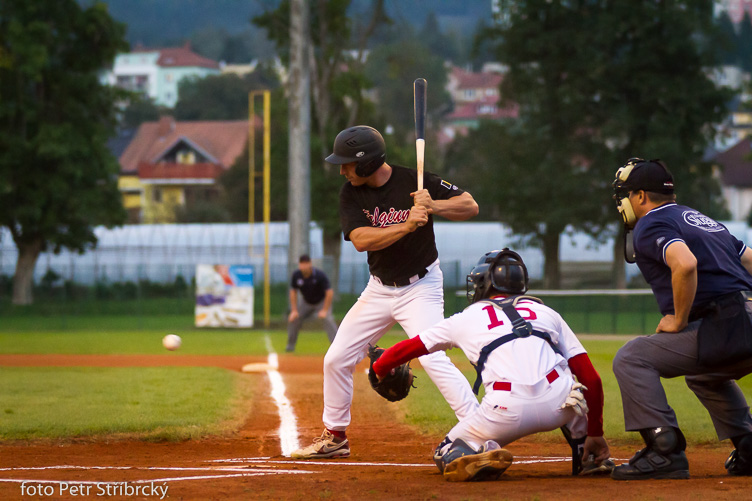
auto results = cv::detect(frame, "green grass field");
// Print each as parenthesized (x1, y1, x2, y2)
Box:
(0, 366, 252, 441)
(2, 322, 751, 445)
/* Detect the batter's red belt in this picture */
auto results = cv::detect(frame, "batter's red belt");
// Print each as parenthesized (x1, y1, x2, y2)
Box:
(492, 368, 559, 391)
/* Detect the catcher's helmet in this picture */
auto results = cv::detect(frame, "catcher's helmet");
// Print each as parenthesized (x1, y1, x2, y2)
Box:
(325, 126, 386, 177)
(466, 248, 529, 304)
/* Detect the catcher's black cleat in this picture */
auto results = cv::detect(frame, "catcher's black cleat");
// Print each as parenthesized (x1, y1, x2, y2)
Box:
(611, 427, 689, 480)
(726, 433, 752, 476)
(442, 439, 513, 482)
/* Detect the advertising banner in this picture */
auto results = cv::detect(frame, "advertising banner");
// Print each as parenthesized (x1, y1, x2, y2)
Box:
(195, 265, 254, 328)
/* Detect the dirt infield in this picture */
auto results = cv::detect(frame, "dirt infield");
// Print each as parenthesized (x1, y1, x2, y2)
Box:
(0, 354, 749, 500)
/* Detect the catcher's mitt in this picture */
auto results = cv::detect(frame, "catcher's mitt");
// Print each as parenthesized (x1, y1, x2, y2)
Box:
(367, 345, 415, 402)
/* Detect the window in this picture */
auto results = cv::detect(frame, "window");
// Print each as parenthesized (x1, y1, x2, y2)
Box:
(165, 73, 173, 83)
(152, 188, 162, 203)
(176, 150, 196, 164)
(463, 89, 475, 100)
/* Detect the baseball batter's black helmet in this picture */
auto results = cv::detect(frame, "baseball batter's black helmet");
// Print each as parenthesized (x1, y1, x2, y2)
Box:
(466, 248, 529, 304)
(325, 126, 386, 177)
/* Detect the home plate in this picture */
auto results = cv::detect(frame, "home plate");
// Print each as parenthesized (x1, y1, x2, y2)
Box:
(242, 363, 274, 373)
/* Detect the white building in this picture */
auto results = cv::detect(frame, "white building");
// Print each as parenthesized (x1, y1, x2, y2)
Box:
(103, 43, 220, 108)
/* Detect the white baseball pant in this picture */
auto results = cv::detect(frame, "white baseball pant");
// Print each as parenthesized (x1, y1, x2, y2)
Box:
(322, 261, 479, 430)
(446, 365, 588, 450)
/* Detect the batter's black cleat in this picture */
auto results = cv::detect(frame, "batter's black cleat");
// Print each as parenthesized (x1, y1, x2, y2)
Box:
(442, 439, 513, 482)
(611, 427, 689, 480)
(726, 433, 752, 476)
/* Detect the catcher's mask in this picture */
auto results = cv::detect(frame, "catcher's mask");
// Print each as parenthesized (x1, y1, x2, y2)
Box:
(325, 125, 386, 177)
(466, 248, 529, 304)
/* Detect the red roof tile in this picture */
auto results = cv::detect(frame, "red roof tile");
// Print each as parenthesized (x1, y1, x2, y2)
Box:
(451, 66, 503, 90)
(120, 117, 253, 174)
(713, 137, 752, 187)
(132, 44, 219, 69)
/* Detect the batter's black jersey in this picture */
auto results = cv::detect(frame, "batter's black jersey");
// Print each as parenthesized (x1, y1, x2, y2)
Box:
(290, 268, 331, 305)
(633, 203, 752, 315)
(339, 164, 465, 283)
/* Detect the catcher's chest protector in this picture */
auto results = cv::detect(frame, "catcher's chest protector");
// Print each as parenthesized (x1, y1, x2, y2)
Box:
(471, 296, 563, 394)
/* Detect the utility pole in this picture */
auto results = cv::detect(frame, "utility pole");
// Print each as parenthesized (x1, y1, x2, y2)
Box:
(288, 0, 311, 273)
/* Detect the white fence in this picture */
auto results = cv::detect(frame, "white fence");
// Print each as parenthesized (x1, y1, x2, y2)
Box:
(2, 220, 751, 294)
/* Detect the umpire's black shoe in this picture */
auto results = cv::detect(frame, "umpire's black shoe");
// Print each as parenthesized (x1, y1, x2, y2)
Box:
(612, 426, 689, 480)
(726, 433, 752, 476)
(611, 449, 689, 480)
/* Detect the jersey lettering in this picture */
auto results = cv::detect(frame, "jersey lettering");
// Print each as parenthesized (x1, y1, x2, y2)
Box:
(482, 305, 504, 330)
(362, 206, 410, 228)
(482, 304, 538, 330)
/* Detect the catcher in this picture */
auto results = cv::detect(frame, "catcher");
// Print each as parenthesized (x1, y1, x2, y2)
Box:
(370, 249, 613, 481)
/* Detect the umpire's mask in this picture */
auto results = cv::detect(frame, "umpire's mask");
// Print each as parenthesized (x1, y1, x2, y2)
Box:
(612, 158, 642, 229)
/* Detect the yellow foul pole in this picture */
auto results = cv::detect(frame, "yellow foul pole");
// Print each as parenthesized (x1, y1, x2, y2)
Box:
(263, 90, 271, 328)
(248, 93, 255, 257)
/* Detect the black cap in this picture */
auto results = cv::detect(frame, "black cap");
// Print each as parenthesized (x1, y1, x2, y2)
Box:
(618, 159, 674, 194)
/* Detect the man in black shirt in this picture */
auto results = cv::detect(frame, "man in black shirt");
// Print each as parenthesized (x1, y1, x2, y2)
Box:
(292, 125, 480, 459)
(286, 254, 338, 353)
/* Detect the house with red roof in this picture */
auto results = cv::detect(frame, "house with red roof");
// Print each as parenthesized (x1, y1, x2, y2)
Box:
(441, 65, 519, 144)
(119, 116, 251, 223)
(104, 42, 220, 107)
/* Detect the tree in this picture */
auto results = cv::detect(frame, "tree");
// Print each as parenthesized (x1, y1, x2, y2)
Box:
(120, 95, 161, 130)
(738, 11, 752, 72)
(173, 69, 279, 121)
(467, 0, 730, 288)
(714, 10, 739, 67)
(364, 38, 451, 139)
(0, 0, 129, 305)
(253, 0, 390, 288)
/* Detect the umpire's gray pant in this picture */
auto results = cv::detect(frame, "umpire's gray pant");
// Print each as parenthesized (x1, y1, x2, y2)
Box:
(286, 297, 338, 350)
(612, 304, 752, 440)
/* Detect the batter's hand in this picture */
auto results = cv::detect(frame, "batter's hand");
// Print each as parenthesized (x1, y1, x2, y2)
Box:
(407, 205, 429, 230)
(582, 436, 610, 465)
(411, 189, 435, 213)
(288, 311, 299, 323)
(656, 314, 687, 333)
(317, 308, 327, 320)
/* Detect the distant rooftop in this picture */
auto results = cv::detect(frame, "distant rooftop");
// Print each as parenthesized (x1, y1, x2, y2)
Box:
(130, 42, 219, 69)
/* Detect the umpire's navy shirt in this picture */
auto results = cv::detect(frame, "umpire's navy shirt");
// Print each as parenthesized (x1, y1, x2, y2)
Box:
(290, 268, 331, 305)
(633, 203, 752, 315)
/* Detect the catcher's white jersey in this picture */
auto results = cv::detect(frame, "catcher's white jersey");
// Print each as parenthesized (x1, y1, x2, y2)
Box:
(420, 297, 586, 389)
(419, 297, 588, 448)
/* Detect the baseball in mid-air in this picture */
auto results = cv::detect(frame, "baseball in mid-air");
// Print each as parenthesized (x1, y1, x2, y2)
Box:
(162, 334, 182, 351)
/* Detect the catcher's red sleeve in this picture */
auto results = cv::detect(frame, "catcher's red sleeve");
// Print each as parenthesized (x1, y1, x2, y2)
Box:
(372, 336, 429, 379)
(567, 353, 604, 437)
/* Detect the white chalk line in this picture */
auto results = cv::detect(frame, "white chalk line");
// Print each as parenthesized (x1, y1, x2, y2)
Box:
(0, 465, 314, 486)
(263, 333, 300, 456)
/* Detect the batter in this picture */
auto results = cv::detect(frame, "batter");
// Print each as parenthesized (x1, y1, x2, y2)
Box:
(291, 125, 480, 459)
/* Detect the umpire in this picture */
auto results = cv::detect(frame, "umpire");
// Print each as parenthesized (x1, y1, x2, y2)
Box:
(286, 254, 338, 352)
(610, 158, 752, 480)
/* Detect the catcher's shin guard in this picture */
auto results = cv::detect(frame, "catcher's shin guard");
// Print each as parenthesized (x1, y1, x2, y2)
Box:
(611, 427, 689, 480)
(560, 425, 586, 475)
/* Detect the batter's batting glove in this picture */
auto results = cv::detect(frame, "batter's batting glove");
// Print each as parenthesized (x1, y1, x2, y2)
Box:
(367, 345, 415, 402)
(561, 381, 589, 417)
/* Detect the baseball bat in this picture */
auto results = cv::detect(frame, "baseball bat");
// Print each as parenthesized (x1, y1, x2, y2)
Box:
(414, 78, 427, 192)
